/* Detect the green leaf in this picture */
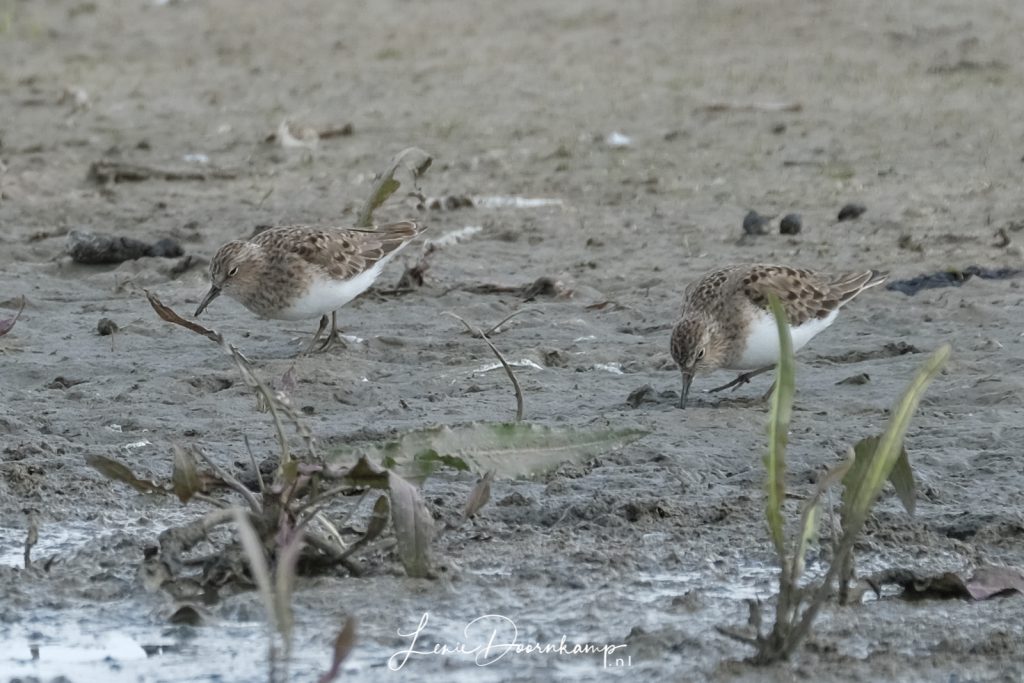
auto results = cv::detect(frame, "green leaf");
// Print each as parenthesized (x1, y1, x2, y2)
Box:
(888, 445, 916, 516)
(329, 422, 647, 482)
(843, 435, 916, 518)
(355, 147, 432, 227)
(764, 294, 795, 561)
(792, 457, 853, 581)
(839, 345, 949, 546)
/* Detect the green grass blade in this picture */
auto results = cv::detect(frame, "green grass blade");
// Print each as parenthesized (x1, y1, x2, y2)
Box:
(765, 294, 795, 559)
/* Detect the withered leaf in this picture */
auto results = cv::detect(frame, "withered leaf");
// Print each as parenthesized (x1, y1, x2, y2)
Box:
(172, 445, 203, 503)
(86, 454, 164, 494)
(965, 565, 1024, 600)
(318, 616, 357, 683)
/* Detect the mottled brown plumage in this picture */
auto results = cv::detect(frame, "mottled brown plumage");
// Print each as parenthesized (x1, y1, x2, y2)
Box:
(671, 264, 886, 407)
(195, 221, 425, 351)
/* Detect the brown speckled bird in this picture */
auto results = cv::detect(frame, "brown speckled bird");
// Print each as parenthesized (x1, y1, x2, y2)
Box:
(196, 221, 426, 352)
(670, 265, 887, 408)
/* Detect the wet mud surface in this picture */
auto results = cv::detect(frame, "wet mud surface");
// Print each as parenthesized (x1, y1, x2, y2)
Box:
(2, 1, 1024, 681)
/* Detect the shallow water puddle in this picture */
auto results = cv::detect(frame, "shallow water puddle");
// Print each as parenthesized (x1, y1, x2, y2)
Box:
(0, 525, 94, 569)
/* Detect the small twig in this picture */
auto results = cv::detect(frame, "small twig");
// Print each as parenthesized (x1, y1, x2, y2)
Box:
(191, 492, 230, 508)
(445, 312, 524, 422)
(24, 514, 38, 569)
(312, 512, 348, 550)
(714, 626, 760, 647)
(482, 308, 539, 337)
(244, 435, 267, 496)
(194, 447, 263, 513)
(304, 531, 363, 577)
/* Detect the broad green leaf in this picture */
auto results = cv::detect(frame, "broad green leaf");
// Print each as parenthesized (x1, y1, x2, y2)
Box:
(843, 435, 916, 519)
(840, 345, 949, 546)
(329, 423, 647, 482)
(764, 294, 795, 562)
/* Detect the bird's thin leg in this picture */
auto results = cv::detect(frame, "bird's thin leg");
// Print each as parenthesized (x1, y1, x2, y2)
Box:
(707, 365, 775, 394)
(312, 311, 348, 353)
(303, 314, 330, 355)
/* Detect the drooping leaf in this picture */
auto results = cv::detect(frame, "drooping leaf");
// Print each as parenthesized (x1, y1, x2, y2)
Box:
(86, 454, 164, 494)
(341, 495, 391, 559)
(172, 445, 202, 503)
(463, 470, 495, 519)
(386, 471, 434, 578)
(887, 444, 916, 516)
(318, 617, 357, 683)
(330, 423, 647, 482)
(844, 435, 916, 518)
(0, 297, 26, 337)
(764, 294, 795, 562)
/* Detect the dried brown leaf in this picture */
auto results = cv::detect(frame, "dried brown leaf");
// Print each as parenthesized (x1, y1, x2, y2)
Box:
(463, 470, 495, 519)
(172, 445, 203, 503)
(145, 290, 223, 343)
(965, 566, 1024, 600)
(318, 617, 357, 683)
(86, 454, 164, 494)
(387, 471, 434, 578)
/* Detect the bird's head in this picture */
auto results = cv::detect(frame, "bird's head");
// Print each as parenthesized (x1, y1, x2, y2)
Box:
(195, 241, 261, 316)
(670, 315, 728, 408)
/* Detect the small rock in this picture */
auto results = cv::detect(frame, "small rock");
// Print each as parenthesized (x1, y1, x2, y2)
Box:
(837, 203, 867, 221)
(626, 385, 657, 408)
(779, 213, 802, 235)
(742, 210, 770, 235)
(836, 373, 871, 386)
(96, 318, 118, 336)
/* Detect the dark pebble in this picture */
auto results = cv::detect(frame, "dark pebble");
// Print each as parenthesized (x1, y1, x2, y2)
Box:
(626, 385, 657, 408)
(742, 210, 769, 235)
(779, 213, 802, 235)
(96, 318, 119, 335)
(837, 203, 867, 221)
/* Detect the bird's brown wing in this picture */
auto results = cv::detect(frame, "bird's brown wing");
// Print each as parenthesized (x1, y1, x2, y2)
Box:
(253, 221, 424, 279)
(736, 265, 844, 327)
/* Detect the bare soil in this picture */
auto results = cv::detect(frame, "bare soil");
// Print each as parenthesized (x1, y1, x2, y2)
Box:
(2, 0, 1024, 681)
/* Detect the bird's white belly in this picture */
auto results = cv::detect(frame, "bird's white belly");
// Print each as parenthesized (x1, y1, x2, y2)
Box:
(275, 260, 387, 321)
(729, 309, 838, 369)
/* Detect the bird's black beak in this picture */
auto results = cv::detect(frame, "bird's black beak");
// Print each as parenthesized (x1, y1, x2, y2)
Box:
(678, 370, 694, 409)
(195, 285, 221, 317)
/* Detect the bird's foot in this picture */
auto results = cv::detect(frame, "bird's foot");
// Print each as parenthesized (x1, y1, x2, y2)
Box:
(707, 365, 775, 394)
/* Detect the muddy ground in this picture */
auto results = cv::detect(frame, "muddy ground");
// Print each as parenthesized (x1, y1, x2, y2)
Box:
(3, 0, 1024, 681)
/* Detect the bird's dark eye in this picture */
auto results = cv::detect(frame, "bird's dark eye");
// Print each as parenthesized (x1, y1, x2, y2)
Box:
(696, 348, 705, 360)
(228, 267, 239, 277)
